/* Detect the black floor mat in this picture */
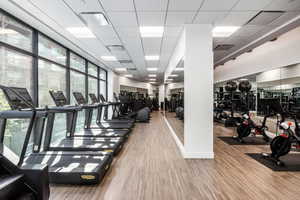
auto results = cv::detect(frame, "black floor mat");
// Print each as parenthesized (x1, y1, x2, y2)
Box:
(218, 136, 268, 145)
(247, 153, 300, 171)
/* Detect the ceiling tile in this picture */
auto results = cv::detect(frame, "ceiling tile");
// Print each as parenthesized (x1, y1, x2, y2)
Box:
(100, 0, 135, 11)
(193, 11, 228, 24)
(268, 11, 300, 26)
(146, 60, 159, 67)
(216, 11, 258, 26)
(137, 12, 165, 26)
(265, 0, 300, 11)
(134, 0, 168, 11)
(164, 26, 183, 38)
(200, 0, 239, 11)
(63, 0, 104, 13)
(166, 12, 196, 26)
(232, 0, 273, 11)
(142, 38, 162, 54)
(107, 12, 138, 27)
(115, 27, 140, 38)
(168, 0, 204, 11)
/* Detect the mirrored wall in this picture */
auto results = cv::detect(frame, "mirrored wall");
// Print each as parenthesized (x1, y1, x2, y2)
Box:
(165, 58, 184, 144)
(214, 63, 300, 134)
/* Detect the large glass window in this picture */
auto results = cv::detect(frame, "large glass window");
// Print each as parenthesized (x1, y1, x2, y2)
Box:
(70, 53, 85, 72)
(88, 62, 98, 77)
(70, 71, 86, 131)
(100, 80, 106, 100)
(38, 59, 66, 106)
(0, 13, 32, 52)
(0, 46, 33, 162)
(38, 34, 67, 65)
(100, 69, 106, 80)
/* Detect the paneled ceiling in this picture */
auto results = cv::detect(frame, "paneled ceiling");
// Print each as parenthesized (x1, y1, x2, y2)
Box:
(7, 0, 300, 83)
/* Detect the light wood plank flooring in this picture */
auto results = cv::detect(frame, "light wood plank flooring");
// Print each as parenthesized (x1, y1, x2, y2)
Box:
(50, 112, 300, 200)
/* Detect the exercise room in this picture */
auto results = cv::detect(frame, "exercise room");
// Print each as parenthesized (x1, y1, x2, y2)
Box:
(1, 0, 300, 200)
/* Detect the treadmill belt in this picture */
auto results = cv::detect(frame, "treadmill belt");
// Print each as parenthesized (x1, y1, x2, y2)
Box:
(75, 129, 130, 138)
(23, 152, 113, 184)
(91, 122, 132, 129)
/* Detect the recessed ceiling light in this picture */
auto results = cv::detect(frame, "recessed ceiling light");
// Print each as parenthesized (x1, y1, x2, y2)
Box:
(147, 68, 158, 71)
(149, 82, 156, 84)
(149, 78, 156, 81)
(148, 74, 157, 77)
(101, 56, 117, 61)
(124, 74, 133, 78)
(66, 27, 96, 38)
(140, 26, 164, 38)
(0, 29, 18, 34)
(169, 74, 178, 77)
(212, 26, 240, 38)
(115, 68, 127, 71)
(145, 55, 159, 61)
(175, 68, 184, 71)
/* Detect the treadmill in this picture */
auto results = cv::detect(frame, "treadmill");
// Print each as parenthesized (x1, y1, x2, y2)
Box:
(89, 93, 135, 124)
(0, 85, 112, 184)
(73, 92, 134, 129)
(49, 91, 131, 140)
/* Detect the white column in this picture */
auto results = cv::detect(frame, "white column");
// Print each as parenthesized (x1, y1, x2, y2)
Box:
(184, 24, 214, 159)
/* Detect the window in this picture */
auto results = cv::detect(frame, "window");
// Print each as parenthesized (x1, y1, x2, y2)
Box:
(88, 62, 98, 77)
(0, 46, 33, 162)
(88, 76, 98, 103)
(0, 12, 32, 52)
(38, 34, 67, 65)
(70, 53, 85, 72)
(70, 71, 86, 132)
(100, 80, 106, 100)
(100, 69, 106, 80)
(38, 59, 66, 107)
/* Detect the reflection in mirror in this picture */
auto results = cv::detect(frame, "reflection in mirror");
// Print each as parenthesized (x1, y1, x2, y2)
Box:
(165, 58, 184, 144)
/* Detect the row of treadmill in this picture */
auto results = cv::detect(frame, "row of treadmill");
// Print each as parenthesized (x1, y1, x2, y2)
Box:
(0, 85, 151, 200)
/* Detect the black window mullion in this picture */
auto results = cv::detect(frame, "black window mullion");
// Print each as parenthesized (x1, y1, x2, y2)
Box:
(66, 50, 71, 104)
(32, 29, 39, 107)
(106, 70, 108, 100)
(85, 59, 88, 100)
(97, 67, 100, 99)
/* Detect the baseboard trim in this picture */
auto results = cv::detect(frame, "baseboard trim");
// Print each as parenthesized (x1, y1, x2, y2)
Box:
(163, 116, 185, 157)
(183, 151, 214, 159)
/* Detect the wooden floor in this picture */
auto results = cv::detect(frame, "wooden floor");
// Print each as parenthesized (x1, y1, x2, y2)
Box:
(165, 111, 184, 144)
(50, 112, 300, 200)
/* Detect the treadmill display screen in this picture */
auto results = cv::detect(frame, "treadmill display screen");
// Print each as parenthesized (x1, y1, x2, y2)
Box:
(2, 87, 33, 110)
(99, 94, 106, 103)
(89, 93, 98, 104)
(73, 92, 87, 105)
(49, 90, 67, 106)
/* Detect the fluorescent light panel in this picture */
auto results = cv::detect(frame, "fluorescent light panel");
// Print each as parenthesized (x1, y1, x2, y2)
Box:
(169, 74, 178, 77)
(149, 78, 156, 81)
(147, 68, 158, 71)
(101, 56, 117, 61)
(66, 27, 96, 38)
(145, 55, 159, 61)
(94, 13, 109, 26)
(140, 26, 164, 38)
(212, 26, 240, 37)
(175, 68, 184, 71)
(149, 82, 156, 84)
(124, 74, 133, 78)
(148, 74, 157, 77)
(115, 68, 127, 71)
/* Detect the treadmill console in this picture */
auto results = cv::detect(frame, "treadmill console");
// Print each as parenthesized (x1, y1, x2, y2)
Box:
(89, 93, 99, 104)
(2, 87, 33, 110)
(73, 92, 87, 105)
(49, 90, 67, 106)
(99, 94, 106, 103)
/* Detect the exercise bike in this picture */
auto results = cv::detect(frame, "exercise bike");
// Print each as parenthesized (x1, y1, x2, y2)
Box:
(234, 112, 270, 143)
(262, 112, 300, 166)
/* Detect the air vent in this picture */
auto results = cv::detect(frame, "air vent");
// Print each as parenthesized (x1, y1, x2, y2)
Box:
(214, 44, 234, 51)
(106, 45, 125, 52)
(247, 11, 285, 25)
(127, 67, 137, 71)
(119, 60, 132, 64)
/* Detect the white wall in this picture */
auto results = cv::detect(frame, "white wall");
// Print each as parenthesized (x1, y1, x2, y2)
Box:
(214, 26, 300, 83)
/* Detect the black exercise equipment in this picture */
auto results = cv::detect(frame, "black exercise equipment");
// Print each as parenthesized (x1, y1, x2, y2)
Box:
(0, 86, 113, 184)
